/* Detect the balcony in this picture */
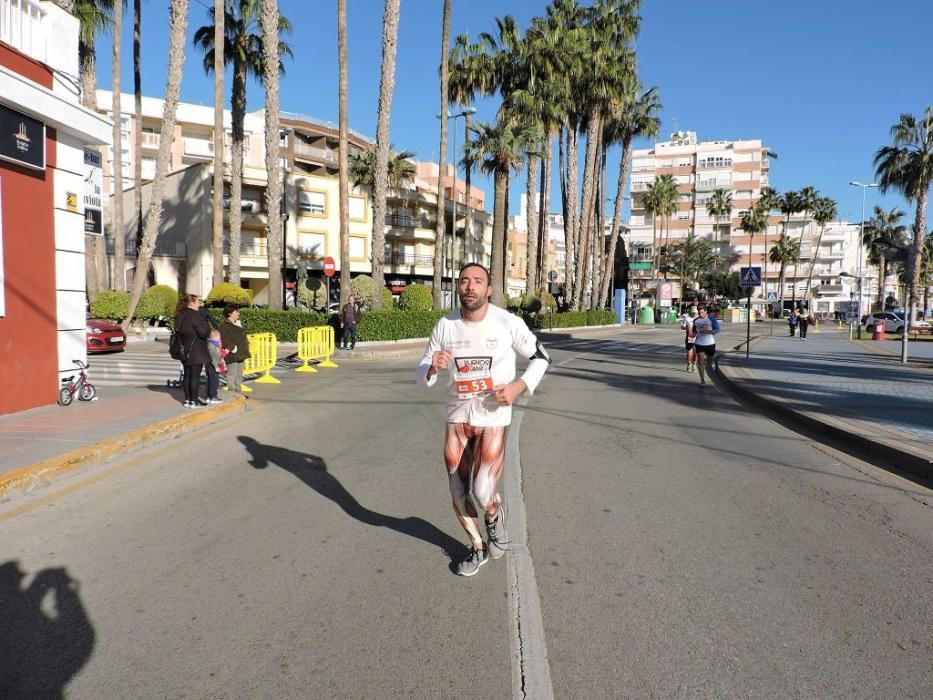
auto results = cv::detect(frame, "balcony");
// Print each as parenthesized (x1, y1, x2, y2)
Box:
(183, 137, 213, 160)
(224, 240, 267, 258)
(0, 0, 46, 62)
(140, 131, 160, 150)
(696, 180, 731, 191)
(816, 283, 846, 296)
(387, 252, 434, 268)
(107, 238, 186, 258)
(293, 141, 334, 163)
(385, 213, 436, 230)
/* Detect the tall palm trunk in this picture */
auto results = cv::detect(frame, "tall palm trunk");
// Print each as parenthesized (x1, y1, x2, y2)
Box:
(525, 154, 540, 294)
(463, 113, 473, 266)
(599, 137, 632, 308)
(111, 0, 125, 291)
(211, 0, 225, 287)
(592, 144, 607, 309)
(370, 0, 401, 311)
(124, 0, 190, 326)
(261, 0, 284, 311)
(563, 124, 579, 304)
(432, 0, 451, 309)
(908, 187, 929, 327)
(537, 137, 552, 290)
(337, 0, 350, 306)
(228, 62, 247, 285)
(133, 0, 145, 282)
(489, 169, 508, 299)
(804, 222, 826, 302)
(877, 258, 888, 310)
(79, 34, 103, 299)
(791, 213, 809, 307)
(574, 113, 601, 309)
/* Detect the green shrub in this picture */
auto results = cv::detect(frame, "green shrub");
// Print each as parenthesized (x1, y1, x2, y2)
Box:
(356, 310, 447, 341)
(297, 282, 326, 310)
(398, 283, 432, 311)
(349, 275, 375, 308)
(522, 308, 615, 330)
(90, 290, 129, 321)
(235, 308, 329, 342)
(206, 282, 253, 307)
(382, 288, 395, 310)
(147, 284, 178, 318)
(135, 288, 167, 321)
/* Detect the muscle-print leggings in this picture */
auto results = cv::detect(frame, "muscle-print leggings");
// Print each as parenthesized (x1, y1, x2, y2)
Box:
(444, 423, 506, 549)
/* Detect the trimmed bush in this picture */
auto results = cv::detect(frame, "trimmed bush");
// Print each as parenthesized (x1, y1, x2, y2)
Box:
(382, 288, 395, 310)
(297, 283, 326, 310)
(147, 284, 178, 318)
(136, 288, 167, 321)
(350, 275, 376, 308)
(399, 283, 432, 311)
(356, 310, 447, 341)
(90, 290, 129, 321)
(523, 308, 615, 330)
(206, 282, 253, 307)
(236, 308, 329, 342)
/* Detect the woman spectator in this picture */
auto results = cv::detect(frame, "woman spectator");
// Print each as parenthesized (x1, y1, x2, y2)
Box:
(220, 305, 251, 394)
(174, 294, 211, 407)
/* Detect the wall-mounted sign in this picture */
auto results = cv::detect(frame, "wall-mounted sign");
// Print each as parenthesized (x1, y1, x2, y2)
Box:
(83, 148, 103, 235)
(0, 104, 45, 171)
(65, 192, 78, 212)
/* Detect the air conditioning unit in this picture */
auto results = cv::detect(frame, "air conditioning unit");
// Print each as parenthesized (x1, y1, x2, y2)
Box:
(242, 199, 261, 213)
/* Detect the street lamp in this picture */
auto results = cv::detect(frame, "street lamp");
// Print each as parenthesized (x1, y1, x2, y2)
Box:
(849, 181, 877, 338)
(437, 107, 476, 301)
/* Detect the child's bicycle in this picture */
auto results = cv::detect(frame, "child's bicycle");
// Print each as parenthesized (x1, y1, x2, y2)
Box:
(58, 359, 97, 406)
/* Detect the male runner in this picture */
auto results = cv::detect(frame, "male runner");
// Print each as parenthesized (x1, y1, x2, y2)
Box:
(416, 263, 551, 576)
(692, 305, 720, 388)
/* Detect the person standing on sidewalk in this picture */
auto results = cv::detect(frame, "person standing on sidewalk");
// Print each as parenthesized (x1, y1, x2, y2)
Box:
(341, 295, 361, 350)
(220, 305, 251, 394)
(788, 309, 799, 337)
(798, 309, 809, 340)
(679, 305, 698, 372)
(693, 305, 720, 388)
(416, 263, 551, 577)
(174, 295, 211, 407)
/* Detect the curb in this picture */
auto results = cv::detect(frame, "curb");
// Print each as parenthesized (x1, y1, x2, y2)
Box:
(714, 355, 933, 483)
(0, 395, 248, 500)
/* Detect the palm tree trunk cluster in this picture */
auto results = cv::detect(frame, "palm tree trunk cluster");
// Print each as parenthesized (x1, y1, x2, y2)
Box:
(261, 0, 284, 311)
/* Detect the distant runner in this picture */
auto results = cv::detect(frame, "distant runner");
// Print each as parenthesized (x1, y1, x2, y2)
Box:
(679, 305, 698, 372)
(693, 305, 720, 388)
(416, 263, 551, 576)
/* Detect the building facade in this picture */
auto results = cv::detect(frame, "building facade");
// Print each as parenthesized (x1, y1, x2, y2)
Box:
(0, 0, 111, 414)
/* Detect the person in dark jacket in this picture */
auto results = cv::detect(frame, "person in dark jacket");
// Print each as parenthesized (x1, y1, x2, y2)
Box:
(174, 294, 211, 407)
(198, 299, 222, 402)
(220, 305, 251, 394)
(341, 295, 361, 350)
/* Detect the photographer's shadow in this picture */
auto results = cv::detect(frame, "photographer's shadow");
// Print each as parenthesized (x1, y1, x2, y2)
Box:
(0, 561, 95, 699)
(239, 437, 467, 563)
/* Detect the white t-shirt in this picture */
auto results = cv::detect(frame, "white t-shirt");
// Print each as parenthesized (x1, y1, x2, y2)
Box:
(416, 305, 549, 427)
(693, 316, 718, 346)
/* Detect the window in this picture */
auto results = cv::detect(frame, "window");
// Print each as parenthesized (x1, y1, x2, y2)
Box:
(298, 190, 326, 215)
(349, 195, 366, 221)
(349, 237, 365, 259)
(298, 231, 325, 257)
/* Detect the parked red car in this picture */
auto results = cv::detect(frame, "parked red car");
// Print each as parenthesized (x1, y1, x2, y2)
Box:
(86, 318, 126, 353)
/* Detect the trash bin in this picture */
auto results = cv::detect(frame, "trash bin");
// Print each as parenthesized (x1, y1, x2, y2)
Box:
(872, 322, 885, 341)
(638, 307, 655, 325)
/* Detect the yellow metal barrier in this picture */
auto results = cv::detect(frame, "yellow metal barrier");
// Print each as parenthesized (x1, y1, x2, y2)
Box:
(295, 326, 339, 373)
(244, 332, 280, 384)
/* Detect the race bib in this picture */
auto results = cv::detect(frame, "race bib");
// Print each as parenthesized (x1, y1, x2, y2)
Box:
(453, 356, 493, 399)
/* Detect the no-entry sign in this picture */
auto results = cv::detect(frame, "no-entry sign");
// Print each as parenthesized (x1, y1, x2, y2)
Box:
(323, 256, 336, 277)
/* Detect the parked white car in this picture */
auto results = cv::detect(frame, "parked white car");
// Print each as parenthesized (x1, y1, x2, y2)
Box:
(863, 311, 931, 334)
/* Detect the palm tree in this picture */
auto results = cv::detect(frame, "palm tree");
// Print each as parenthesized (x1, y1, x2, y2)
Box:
(210, 0, 224, 287)
(348, 149, 416, 190)
(921, 231, 933, 317)
(803, 196, 838, 303)
(597, 84, 661, 309)
(739, 202, 769, 270)
(706, 188, 732, 246)
(863, 206, 908, 310)
(369, 0, 401, 310)
(791, 185, 819, 306)
(124, 0, 189, 326)
(194, 0, 292, 286)
(464, 118, 539, 300)
(669, 233, 716, 293)
(874, 107, 933, 330)
(756, 186, 781, 300)
(132, 0, 145, 283)
(261, 0, 284, 310)
(110, 0, 125, 290)
(337, 0, 350, 307)
(432, 0, 453, 309)
(72, 0, 115, 299)
(769, 234, 799, 310)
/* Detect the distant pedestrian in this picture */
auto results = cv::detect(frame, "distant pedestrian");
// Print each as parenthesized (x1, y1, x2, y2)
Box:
(679, 305, 698, 372)
(798, 310, 809, 340)
(174, 294, 211, 408)
(205, 329, 223, 403)
(220, 305, 251, 394)
(341, 295, 361, 350)
(788, 309, 799, 337)
(692, 305, 720, 388)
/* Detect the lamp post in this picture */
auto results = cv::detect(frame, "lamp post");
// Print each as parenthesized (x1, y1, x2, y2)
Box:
(437, 108, 476, 302)
(849, 181, 877, 338)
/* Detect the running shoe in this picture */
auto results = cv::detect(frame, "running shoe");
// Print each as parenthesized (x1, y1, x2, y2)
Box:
(183, 401, 194, 409)
(208, 397, 223, 405)
(486, 517, 508, 559)
(456, 546, 489, 576)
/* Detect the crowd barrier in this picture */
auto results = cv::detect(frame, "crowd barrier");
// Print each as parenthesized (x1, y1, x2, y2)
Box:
(244, 332, 280, 384)
(296, 326, 339, 373)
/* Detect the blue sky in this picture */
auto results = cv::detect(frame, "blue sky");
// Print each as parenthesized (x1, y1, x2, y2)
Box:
(95, 0, 933, 224)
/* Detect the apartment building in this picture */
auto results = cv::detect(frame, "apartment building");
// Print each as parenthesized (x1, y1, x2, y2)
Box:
(97, 92, 492, 304)
(626, 130, 776, 303)
(0, 0, 111, 413)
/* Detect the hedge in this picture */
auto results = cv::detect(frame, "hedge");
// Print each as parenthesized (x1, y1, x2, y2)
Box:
(522, 309, 615, 330)
(90, 289, 164, 322)
(354, 310, 447, 341)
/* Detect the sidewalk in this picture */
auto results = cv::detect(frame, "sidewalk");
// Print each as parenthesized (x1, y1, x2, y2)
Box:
(715, 328, 933, 480)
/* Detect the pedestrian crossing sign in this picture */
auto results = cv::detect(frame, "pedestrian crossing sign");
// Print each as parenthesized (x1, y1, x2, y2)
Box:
(767, 291, 778, 301)
(739, 266, 762, 288)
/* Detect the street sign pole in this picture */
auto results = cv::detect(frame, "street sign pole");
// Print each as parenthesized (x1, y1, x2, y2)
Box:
(739, 266, 762, 359)
(746, 288, 752, 359)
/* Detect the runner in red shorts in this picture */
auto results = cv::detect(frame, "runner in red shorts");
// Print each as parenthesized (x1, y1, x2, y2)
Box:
(417, 263, 551, 576)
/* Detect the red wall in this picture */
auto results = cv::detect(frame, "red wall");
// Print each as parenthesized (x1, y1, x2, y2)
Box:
(0, 41, 59, 413)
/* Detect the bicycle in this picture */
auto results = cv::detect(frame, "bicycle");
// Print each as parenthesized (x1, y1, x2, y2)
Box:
(58, 359, 97, 406)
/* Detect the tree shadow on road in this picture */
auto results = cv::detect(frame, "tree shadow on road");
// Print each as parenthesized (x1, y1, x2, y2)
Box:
(238, 436, 467, 566)
(0, 561, 95, 700)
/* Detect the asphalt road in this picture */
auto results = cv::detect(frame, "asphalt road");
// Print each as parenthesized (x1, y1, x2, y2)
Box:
(2, 326, 931, 699)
